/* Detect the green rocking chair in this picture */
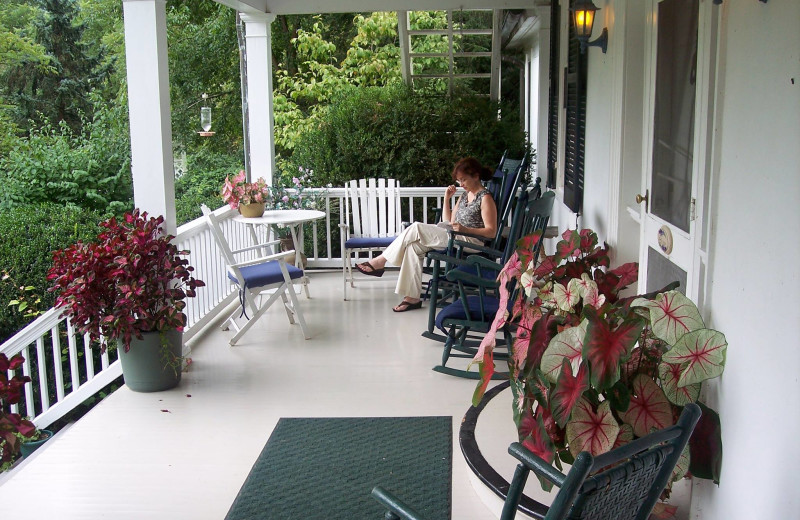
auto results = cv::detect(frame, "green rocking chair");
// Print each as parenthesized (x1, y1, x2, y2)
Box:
(372, 403, 701, 520)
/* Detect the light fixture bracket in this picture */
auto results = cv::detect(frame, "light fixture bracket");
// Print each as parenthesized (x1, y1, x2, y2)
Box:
(579, 28, 608, 54)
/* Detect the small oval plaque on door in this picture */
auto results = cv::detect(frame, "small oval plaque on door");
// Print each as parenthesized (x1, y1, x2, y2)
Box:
(657, 225, 673, 255)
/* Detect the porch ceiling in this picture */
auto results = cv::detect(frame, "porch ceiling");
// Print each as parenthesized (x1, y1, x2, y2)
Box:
(215, 0, 544, 15)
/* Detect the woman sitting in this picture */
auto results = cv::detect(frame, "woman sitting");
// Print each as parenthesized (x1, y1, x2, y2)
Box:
(356, 157, 497, 312)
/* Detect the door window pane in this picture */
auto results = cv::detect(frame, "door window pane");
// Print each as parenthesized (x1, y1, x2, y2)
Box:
(651, 0, 698, 232)
(647, 247, 687, 295)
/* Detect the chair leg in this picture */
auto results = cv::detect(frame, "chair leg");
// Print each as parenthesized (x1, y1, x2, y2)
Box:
(285, 280, 311, 339)
(229, 288, 286, 345)
(280, 292, 296, 324)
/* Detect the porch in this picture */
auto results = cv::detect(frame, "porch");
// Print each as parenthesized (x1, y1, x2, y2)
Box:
(0, 270, 525, 518)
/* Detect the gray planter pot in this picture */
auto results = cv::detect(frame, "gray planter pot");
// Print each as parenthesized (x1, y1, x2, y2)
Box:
(20, 429, 53, 458)
(118, 330, 182, 392)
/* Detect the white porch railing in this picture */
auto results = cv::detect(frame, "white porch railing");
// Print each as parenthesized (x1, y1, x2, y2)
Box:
(0, 186, 450, 430)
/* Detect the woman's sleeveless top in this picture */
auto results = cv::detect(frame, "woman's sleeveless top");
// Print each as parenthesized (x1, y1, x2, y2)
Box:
(454, 189, 490, 229)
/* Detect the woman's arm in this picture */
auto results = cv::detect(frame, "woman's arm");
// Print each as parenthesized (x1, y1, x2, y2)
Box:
(442, 184, 457, 222)
(452, 195, 497, 238)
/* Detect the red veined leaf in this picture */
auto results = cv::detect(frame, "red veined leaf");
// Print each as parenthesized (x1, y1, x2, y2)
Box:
(634, 291, 705, 345)
(619, 374, 674, 437)
(521, 410, 557, 492)
(534, 254, 559, 278)
(672, 443, 691, 482)
(517, 230, 545, 268)
(608, 262, 639, 291)
(554, 281, 580, 311)
(688, 402, 722, 484)
(612, 423, 634, 450)
(555, 230, 581, 260)
(550, 360, 589, 428)
(471, 347, 495, 407)
(583, 285, 606, 309)
(541, 320, 587, 383)
(578, 229, 598, 253)
(658, 362, 700, 406)
(566, 398, 619, 457)
(511, 304, 544, 372)
(583, 308, 644, 391)
(662, 329, 727, 386)
(523, 310, 558, 370)
(649, 502, 678, 520)
(593, 270, 621, 301)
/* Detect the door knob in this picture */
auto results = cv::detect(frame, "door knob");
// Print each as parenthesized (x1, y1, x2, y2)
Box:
(636, 191, 649, 205)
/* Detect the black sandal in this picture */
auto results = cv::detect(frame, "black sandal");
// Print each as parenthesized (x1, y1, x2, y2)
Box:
(393, 300, 422, 312)
(356, 262, 385, 277)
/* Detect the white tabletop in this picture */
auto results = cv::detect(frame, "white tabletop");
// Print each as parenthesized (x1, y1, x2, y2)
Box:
(232, 209, 326, 226)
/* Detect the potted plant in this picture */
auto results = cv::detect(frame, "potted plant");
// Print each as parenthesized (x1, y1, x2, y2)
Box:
(471, 228, 727, 517)
(47, 210, 205, 392)
(0, 353, 37, 470)
(221, 170, 271, 217)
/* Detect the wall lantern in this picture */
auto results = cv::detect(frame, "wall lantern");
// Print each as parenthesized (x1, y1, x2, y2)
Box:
(571, 0, 608, 54)
(198, 93, 215, 137)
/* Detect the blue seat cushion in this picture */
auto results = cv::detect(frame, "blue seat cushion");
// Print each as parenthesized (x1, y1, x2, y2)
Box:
(435, 295, 501, 333)
(345, 236, 397, 249)
(229, 261, 303, 289)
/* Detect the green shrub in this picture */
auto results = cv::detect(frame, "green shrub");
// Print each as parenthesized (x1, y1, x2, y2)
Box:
(175, 149, 243, 225)
(285, 85, 528, 187)
(0, 203, 105, 343)
(0, 102, 133, 213)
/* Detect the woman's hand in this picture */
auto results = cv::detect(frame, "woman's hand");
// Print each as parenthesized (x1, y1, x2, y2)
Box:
(445, 184, 457, 200)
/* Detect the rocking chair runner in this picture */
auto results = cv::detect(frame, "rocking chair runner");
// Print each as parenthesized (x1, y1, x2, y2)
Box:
(372, 403, 702, 520)
(339, 178, 403, 300)
(201, 205, 310, 345)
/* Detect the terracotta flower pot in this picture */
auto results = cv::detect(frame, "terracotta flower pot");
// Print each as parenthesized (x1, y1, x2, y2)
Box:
(239, 202, 266, 218)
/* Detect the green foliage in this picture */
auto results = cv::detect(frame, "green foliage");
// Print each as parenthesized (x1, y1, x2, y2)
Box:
(287, 84, 527, 188)
(0, 202, 104, 343)
(167, 1, 243, 157)
(4, 0, 110, 136)
(174, 149, 242, 225)
(0, 99, 132, 212)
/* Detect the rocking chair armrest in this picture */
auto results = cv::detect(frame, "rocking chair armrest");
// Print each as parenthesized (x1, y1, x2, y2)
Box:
(230, 240, 281, 255)
(464, 255, 503, 274)
(447, 228, 493, 243)
(508, 442, 567, 488)
(371, 486, 427, 520)
(228, 250, 295, 269)
(445, 267, 500, 288)
(450, 239, 503, 259)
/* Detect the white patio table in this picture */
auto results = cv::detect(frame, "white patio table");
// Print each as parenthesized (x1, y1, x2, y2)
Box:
(233, 209, 326, 298)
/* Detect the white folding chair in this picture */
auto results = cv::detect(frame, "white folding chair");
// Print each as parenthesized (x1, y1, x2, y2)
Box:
(201, 205, 310, 344)
(339, 178, 403, 300)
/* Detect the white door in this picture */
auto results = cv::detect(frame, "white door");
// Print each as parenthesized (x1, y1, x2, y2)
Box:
(638, 0, 717, 301)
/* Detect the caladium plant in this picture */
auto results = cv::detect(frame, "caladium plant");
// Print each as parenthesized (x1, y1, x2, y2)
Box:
(471, 228, 728, 506)
(47, 210, 205, 352)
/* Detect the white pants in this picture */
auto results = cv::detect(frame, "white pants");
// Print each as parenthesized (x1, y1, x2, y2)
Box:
(382, 223, 480, 299)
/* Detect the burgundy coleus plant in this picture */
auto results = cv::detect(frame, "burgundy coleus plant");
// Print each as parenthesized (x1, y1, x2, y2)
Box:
(471, 228, 728, 502)
(0, 353, 36, 464)
(47, 210, 205, 352)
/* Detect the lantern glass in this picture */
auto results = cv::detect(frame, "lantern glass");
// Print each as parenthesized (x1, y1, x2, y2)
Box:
(573, 7, 595, 38)
(201, 106, 212, 132)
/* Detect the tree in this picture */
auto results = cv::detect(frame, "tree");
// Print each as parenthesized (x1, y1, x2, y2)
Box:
(5, 0, 109, 135)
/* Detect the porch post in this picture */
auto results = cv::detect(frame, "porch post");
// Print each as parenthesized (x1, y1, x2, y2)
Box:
(122, 0, 176, 235)
(239, 13, 277, 185)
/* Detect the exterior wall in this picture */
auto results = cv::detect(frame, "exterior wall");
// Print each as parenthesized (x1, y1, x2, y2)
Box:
(692, 1, 800, 518)
(542, 0, 800, 517)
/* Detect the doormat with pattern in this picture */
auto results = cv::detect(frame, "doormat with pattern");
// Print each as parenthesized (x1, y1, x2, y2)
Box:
(225, 416, 452, 520)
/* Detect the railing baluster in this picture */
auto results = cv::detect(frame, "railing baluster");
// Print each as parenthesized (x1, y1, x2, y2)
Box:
(67, 320, 80, 391)
(36, 337, 49, 412)
(21, 346, 33, 416)
(84, 332, 95, 379)
(52, 324, 65, 401)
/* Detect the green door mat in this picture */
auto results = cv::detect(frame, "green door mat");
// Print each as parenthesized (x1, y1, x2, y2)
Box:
(225, 416, 452, 520)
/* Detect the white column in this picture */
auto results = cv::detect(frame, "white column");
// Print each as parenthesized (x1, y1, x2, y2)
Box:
(123, 0, 176, 234)
(240, 13, 277, 185)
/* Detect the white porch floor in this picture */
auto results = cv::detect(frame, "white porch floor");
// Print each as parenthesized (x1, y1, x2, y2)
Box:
(0, 271, 525, 518)
(0, 271, 692, 518)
